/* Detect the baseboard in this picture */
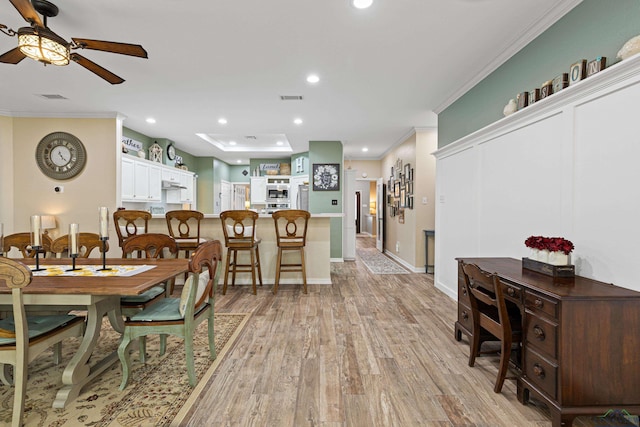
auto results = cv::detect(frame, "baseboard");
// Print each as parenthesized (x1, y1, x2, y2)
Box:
(383, 250, 423, 273)
(330, 258, 344, 263)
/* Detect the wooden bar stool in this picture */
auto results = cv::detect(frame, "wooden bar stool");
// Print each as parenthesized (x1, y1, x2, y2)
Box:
(272, 209, 310, 294)
(165, 210, 205, 258)
(220, 210, 262, 295)
(113, 209, 151, 256)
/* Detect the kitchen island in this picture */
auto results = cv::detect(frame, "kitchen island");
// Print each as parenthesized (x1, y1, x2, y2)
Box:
(145, 213, 338, 287)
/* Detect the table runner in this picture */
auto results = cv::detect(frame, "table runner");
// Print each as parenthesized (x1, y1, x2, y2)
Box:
(31, 264, 156, 277)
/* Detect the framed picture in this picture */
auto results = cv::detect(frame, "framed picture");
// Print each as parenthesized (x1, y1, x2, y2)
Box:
(409, 168, 414, 181)
(405, 181, 413, 195)
(406, 195, 413, 209)
(312, 163, 340, 191)
(394, 182, 401, 198)
(399, 188, 406, 208)
(404, 163, 411, 180)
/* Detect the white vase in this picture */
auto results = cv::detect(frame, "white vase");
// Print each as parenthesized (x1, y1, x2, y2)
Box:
(548, 251, 569, 266)
(528, 248, 539, 261)
(537, 249, 550, 263)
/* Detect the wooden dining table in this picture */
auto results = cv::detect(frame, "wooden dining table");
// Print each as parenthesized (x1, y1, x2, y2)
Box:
(0, 257, 189, 409)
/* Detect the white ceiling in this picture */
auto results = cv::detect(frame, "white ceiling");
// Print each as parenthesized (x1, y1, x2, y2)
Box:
(0, 0, 580, 165)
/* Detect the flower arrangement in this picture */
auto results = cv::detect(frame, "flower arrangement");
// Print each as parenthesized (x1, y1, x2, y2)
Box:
(525, 236, 574, 255)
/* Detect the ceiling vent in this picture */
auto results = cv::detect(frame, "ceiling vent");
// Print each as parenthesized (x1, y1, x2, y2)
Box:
(38, 94, 68, 100)
(280, 95, 303, 101)
(245, 135, 257, 140)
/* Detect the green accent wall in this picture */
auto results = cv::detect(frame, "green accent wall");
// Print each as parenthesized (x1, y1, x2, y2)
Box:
(438, 0, 640, 147)
(229, 165, 251, 182)
(309, 141, 343, 259)
(195, 157, 214, 214)
(291, 152, 309, 177)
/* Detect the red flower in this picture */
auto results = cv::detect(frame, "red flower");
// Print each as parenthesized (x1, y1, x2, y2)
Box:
(524, 235, 574, 255)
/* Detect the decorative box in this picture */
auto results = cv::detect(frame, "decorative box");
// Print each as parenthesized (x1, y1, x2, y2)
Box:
(522, 257, 575, 277)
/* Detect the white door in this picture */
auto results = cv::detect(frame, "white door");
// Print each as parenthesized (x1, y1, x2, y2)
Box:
(220, 180, 231, 212)
(376, 177, 384, 252)
(232, 183, 247, 209)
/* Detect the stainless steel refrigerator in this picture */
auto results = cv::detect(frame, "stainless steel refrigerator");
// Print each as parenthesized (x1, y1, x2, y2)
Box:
(297, 184, 309, 210)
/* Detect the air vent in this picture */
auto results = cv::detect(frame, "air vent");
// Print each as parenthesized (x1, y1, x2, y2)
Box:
(280, 95, 304, 101)
(245, 136, 257, 140)
(38, 94, 68, 100)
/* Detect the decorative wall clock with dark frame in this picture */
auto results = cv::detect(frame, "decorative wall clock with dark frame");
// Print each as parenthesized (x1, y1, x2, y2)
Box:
(312, 163, 340, 191)
(35, 131, 87, 180)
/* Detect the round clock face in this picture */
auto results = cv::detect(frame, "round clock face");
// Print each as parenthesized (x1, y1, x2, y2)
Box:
(35, 132, 87, 180)
(167, 144, 176, 160)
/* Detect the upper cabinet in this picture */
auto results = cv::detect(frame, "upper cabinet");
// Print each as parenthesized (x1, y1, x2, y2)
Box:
(121, 155, 194, 204)
(250, 177, 267, 205)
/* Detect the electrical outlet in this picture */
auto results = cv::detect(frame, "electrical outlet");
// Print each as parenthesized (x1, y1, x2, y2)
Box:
(332, 200, 338, 205)
(422, 196, 428, 204)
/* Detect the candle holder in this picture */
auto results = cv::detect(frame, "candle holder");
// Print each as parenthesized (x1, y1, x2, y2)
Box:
(97, 236, 111, 271)
(66, 254, 81, 271)
(32, 245, 45, 272)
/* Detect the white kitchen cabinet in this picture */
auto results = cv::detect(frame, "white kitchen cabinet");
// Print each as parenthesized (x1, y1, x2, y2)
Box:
(166, 170, 195, 204)
(250, 177, 266, 205)
(161, 168, 181, 185)
(121, 157, 135, 200)
(121, 155, 161, 202)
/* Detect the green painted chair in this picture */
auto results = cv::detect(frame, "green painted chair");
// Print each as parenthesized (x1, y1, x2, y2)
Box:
(117, 239, 222, 390)
(0, 257, 85, 427)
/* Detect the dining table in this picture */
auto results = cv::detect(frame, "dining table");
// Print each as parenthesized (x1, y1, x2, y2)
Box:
(0, 257, 189, 409)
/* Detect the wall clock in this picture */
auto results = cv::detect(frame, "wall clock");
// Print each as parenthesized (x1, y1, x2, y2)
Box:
(167, 143, 176, 161)
(35, 132, 87, 180)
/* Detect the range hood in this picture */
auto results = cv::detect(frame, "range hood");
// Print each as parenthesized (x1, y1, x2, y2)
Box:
(161, 180, 187, 189)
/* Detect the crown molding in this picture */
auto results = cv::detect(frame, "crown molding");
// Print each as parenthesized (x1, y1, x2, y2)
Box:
(0, 111, 121, 119)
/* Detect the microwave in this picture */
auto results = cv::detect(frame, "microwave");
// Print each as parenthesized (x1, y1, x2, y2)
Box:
(268, 188, 289, 199)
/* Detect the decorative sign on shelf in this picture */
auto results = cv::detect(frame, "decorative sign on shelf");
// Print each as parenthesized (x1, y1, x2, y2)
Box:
(122, 137, 143, 152)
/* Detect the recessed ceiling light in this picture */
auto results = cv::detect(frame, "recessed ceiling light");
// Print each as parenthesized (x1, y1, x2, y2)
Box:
(146, 118, 156, 124)
(276, 141, 284, 146)
(229, 141, 237, 145)
(237, 160, 242, 164)
(294, 118, 303, 125)
(306, 74, 320, 84)
(362, 147, 369, 152)
(218, 118, 227, 124)
(352, 0, 373, 9)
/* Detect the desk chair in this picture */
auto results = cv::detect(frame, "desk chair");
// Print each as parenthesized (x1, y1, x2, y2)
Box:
(272, 210, 310, 294)
(113, 210, 151, 256)
(165, 210, 205, 259)
(117, 240, 221, 389)
(0, 257, 84, 427)
(50, 233, 107, 258)
(220, 210, 262, 295)
(1, 232, 52, 258)
(460, 262, 522, 393)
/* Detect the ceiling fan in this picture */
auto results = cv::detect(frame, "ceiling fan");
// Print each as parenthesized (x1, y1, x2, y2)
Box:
(0, 0, 147, 84)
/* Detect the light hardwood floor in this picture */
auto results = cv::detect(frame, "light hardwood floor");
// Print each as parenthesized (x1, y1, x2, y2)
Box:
(181, 236, 600, 426)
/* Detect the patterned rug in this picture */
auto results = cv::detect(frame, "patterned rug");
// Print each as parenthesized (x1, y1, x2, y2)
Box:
(357, 248, 410, 274)
(0, 312, 250, 427)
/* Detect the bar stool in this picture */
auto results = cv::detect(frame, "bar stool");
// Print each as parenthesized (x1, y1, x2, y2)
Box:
(272, 209, 310, 294)
(113, 209, 151, 256)
(220, 210, 262, 295)
(165, 210, 206, 258)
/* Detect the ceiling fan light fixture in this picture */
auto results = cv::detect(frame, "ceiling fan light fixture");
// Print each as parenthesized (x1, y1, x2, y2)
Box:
(18, 26, 69, 66)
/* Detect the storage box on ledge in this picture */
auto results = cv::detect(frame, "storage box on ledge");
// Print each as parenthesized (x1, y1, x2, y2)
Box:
(522, 257, 575, 277)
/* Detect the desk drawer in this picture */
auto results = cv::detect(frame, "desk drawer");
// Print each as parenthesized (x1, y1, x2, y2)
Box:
(524, 290, 558, 320)
(501, 281, 522, 305)
(458, 280, 471, 306)
(525, 348, 557, 400)
(525, 312, 557, 359)
(458, 302, 473, 332)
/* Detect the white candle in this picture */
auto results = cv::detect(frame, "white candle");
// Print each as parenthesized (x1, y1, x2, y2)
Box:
(98, 207, 109, 238)
(31, 215, 41, 247)
(69, 223, 79, 255)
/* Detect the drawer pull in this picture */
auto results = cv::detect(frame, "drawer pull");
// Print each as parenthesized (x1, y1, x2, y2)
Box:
(534, 298, 544, 308)
(533, 363, 546, 379)
(462, 311, 469, 320)
(533, 325, 545, 341)
(507, 287, 515, 297)
(462, 288, 467, 296)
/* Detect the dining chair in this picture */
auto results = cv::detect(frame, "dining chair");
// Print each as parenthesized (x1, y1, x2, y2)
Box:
(165, 210, 206, 259)
(272, 209, 310, 294)
(460, 262, 522, 393)
(117, 239, 222, 389)
(120, 233, 179, 362)
(219, 210, 262, 295)
(1, 232, 52, 258)
(113, 209, 151, 256)
(50, 232, 108, 258)
(0, 257, 85, 427)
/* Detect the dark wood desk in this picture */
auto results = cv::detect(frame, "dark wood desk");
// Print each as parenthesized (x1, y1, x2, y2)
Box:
(0, 258, 189, 408)
(454, 257, 640, 427)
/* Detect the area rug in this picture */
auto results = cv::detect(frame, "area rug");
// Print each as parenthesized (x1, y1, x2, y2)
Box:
(357, 248, 410, 274)
(0, 312, 250, 427)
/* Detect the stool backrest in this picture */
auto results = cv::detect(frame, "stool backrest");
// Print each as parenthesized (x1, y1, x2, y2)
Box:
(165, 210, 203, 240)
(272, 210, 310, 248)
(220, 210, 258, 248)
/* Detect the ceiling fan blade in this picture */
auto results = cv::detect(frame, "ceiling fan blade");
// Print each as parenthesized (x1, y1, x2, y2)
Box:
(0, 47, 27, 64)
(71, 53, 124, 84)
(72, 38, 148, 58)
(9, 0, 44, 27)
